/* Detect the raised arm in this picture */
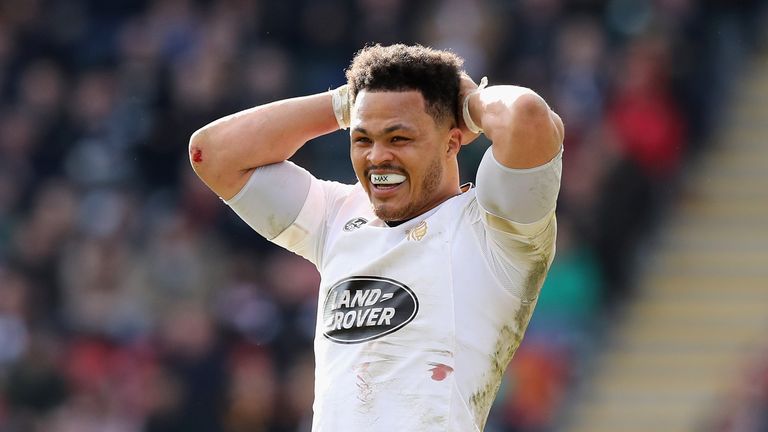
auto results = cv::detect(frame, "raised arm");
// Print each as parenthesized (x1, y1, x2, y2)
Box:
(462, 76, 565, 226)
(188, 91, 341, 200)
(460, 76, 564, 169)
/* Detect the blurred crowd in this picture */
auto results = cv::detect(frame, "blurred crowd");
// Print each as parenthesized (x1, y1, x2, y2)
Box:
(0, 0, 766, 431)
(706, 345, 768, 432)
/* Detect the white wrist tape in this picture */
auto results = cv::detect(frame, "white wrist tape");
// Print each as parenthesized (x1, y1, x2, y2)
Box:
(330, 84, 351, 130)
(462, 76, 488, 134)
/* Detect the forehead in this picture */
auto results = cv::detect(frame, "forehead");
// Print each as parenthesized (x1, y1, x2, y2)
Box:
(351, 90, 434, 131)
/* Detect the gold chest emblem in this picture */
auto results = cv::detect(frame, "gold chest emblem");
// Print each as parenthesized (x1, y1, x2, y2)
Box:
(406, 220, 428, 241)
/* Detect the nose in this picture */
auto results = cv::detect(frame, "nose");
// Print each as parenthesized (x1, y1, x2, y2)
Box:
(367, 141, 394, 166)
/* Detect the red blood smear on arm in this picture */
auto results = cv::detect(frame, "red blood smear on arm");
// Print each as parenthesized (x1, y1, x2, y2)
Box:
(192, 149, 203, 163)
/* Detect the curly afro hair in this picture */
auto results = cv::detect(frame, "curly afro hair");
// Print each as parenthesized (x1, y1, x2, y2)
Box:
(345, 44, 464, 127)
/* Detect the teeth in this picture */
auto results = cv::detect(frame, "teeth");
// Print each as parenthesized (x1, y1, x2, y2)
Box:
(370, 173, 406, 185)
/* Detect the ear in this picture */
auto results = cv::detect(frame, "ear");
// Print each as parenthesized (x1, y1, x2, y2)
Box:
(446, 127, 462, 157)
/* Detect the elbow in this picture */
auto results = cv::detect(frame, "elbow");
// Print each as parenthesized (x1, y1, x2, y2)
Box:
(484, 89, 563, 167)
(484, 90, 551, 132)
(188, 127, 230, 197)
(510, 92, 551, 122)
(508, 92, 562, 142)
(188, 128, 209, 169)
(188, 127, 220, 190)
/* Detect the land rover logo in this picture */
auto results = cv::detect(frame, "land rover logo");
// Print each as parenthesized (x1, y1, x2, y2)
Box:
(322, 276, 419, 344)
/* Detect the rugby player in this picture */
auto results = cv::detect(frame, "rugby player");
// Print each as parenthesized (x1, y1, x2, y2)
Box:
(189, 43, 564, 431)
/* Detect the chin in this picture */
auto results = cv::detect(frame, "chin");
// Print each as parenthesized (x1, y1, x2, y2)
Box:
(373, 203, 408, 222)
(373, 207, 398, 222)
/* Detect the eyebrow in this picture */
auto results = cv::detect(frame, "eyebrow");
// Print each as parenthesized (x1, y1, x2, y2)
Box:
(351, 124, 416, 135)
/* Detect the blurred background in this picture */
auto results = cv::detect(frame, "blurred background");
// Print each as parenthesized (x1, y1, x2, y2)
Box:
(1, 0, 768, 431)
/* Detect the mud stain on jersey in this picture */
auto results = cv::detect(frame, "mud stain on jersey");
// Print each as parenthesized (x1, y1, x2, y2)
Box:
(352, 340, 408, 414)
(521, 252, 551, 303)
(401, 393, 447, 430)
(467, 322, 515, 428)
(469, 249, 550, 429)
(356, 361, 373, 411)
(419, 413, 447, 430)
(267, 214, 281, 238)
(425, 348, 454, 357)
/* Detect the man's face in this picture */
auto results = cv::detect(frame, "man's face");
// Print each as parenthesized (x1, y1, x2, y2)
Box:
(350, 90, 460, 222)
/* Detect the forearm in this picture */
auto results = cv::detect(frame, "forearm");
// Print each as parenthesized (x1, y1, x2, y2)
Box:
(467, 85, 563, 169)
(189, 91, 340, 199)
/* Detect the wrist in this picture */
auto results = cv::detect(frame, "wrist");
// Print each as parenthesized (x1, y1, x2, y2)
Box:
(462, 76, 488, 134)
(330, 84, 351, 130)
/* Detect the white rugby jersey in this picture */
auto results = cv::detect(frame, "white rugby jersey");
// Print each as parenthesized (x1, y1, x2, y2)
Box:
(227, 150, 560, 431)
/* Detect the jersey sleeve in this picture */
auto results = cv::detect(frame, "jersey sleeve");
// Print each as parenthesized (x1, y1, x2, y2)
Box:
(225, 161, 353, 266)
(474, 146, 563, 301)
(475, 145, 563, 230)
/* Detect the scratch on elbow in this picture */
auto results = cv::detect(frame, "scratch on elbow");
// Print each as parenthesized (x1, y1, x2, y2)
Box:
(189, 128, 209, 164)
(191, 148, 203, 163)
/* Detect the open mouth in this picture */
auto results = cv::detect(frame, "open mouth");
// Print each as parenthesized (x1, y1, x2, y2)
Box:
(370, 173, 406, 191)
